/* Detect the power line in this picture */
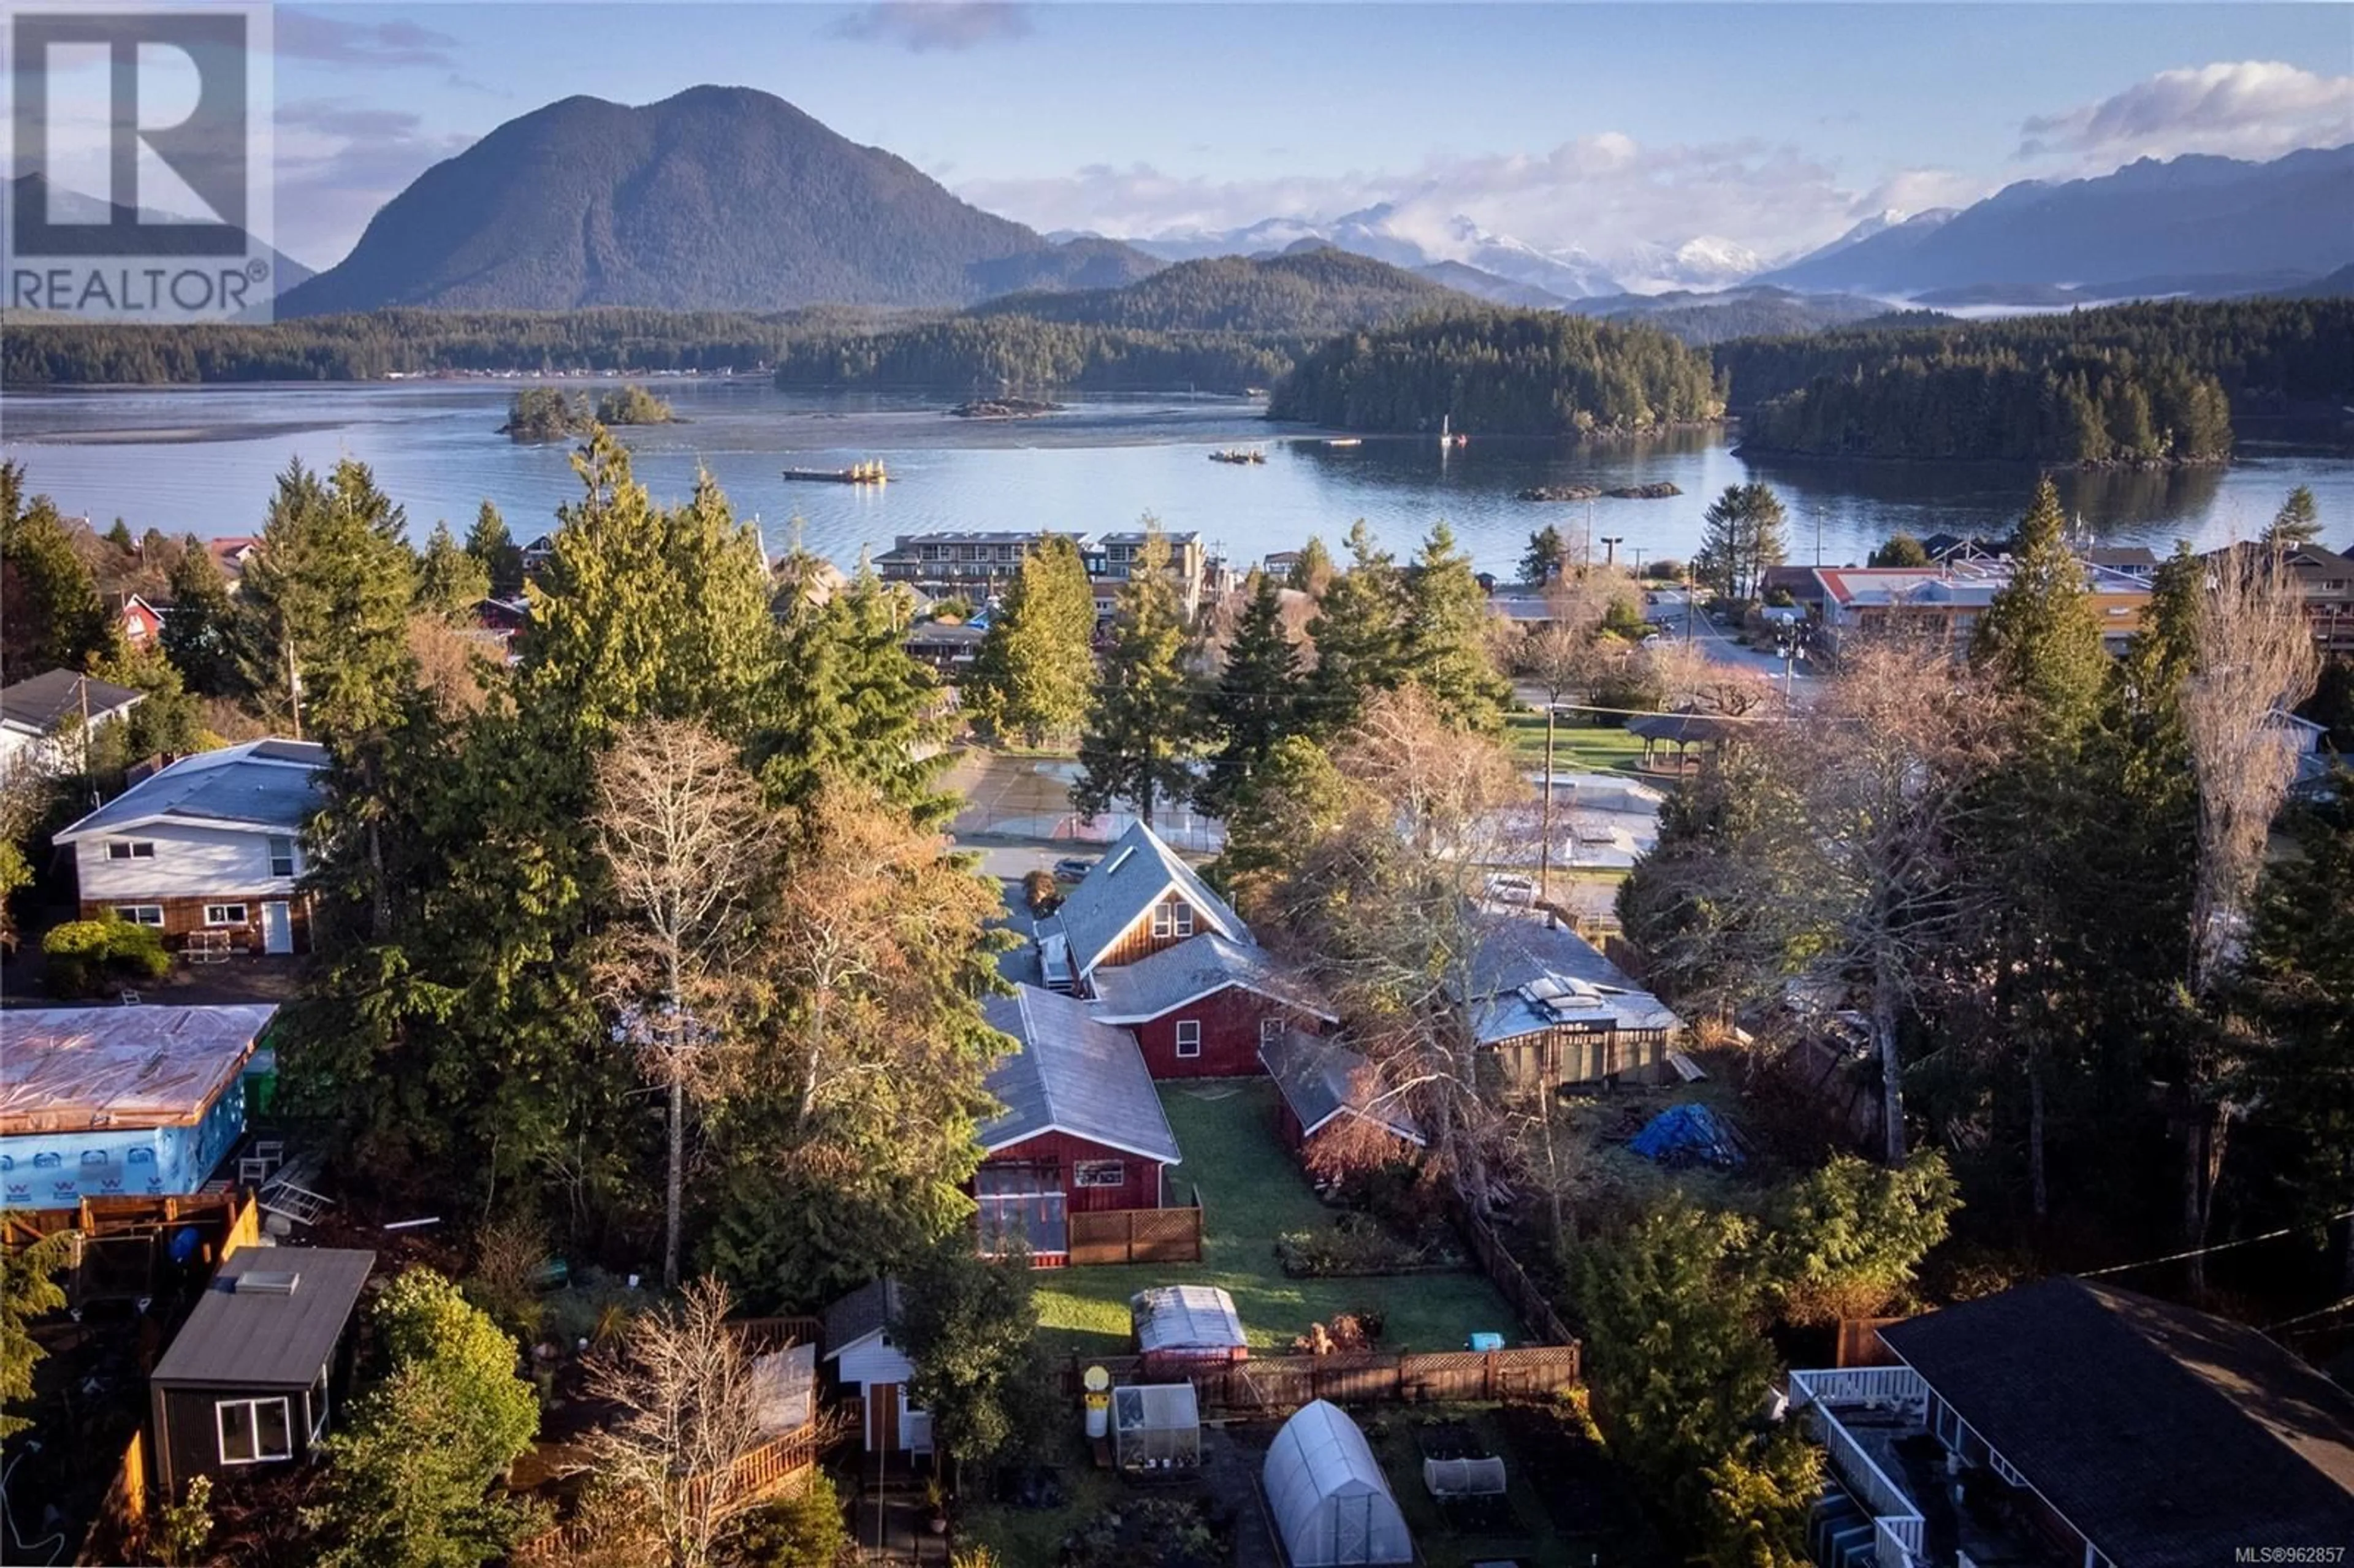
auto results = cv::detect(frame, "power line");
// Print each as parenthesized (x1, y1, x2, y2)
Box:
(2078, 1209, 2354, 1279)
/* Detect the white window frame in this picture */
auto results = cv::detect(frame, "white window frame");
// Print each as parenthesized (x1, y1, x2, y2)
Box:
(216, 1395, 294, 1465)
(308, 1365, 331, 1443)
(268, 835, 298, 878)
(106, 840, 156, 861)
(204, 903, 249, 927)
(1151, 900, 1197, 940)
(1260, 1015, 1285, 1047)
(1174, 1020, 1202, 1059)
(113, 905, 165, 927)
(1073, 1160, 1127, 1189)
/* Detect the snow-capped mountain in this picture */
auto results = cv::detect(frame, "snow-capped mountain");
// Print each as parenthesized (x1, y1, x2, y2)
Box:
(1124, 204, 1628, 299)
(1609, 235, 1767, 293)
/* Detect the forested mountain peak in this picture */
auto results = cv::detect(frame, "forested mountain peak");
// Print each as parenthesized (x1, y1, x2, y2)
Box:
(969, 248, 1464, 334)
(278, 86, 1162, 316)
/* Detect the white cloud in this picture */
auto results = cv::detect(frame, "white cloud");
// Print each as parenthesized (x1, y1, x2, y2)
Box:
(273, 100, 474, 269)
(2019, 60, 2354, 164)
(829, 3, 1030, 53)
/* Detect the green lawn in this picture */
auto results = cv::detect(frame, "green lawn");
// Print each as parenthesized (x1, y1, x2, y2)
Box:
(1504, 713, 1651, 777)
(1033, 1081, 1518, 1358)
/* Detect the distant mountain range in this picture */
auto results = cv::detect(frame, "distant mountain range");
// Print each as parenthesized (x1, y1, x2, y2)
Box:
(236, 82, 2353, 321)
(1758, 145, 2354, 299)
(279, 86, 1160, 316)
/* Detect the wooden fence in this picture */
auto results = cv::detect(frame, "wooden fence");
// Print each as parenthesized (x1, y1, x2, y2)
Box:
(73, 1429, 147, 1566)
(1836, 1315, 1908, 1369)
(1061, 1345, 1579, 1414)
(1455, 1207, 1578, 1347)
(510, 1425, 819, 1564)
(1068, 1198, 1203, 1265)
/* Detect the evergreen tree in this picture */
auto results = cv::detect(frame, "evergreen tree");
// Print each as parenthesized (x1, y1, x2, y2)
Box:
(88, 645, 207, 773)
(159, 537, 240, 697)
(2266, 484, 2323, 546)
(1970, 478, 2108, 742)
(415, 520, 490, 622)
(1, 463, 115, 682)
(759, 562, 951, 824)
(1303, 520, 1406, 737)
(1073, 526, 1200, 827)
(464, 500, 525, 597)
(305, 1269, 543, 1568)
(1196, 571, 1301, 818)
(520, 439, 779, 745)
(103, 518, 135, 553)
(1400, 520, 1512, 732)
(1694, 483, 1788, 603)
(1868, 533, 1930, 568)
(1521, 524, 1567, 585)
(1287, 534, 1335, 597)
(236, 457, 417, 744)
(962, 534, 1096, 747)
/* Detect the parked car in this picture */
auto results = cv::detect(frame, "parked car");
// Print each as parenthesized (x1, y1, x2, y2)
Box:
(1053, 856, 1096, 883)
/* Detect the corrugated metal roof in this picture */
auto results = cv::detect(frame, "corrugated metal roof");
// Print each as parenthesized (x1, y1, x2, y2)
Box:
(1260, 1031, 1423, 1146)
(0, 1004, 275, 1135)
(1053, 821, 1246, 980)
(980, 985, 1181, 1165)
(1088, 932, 1332, 1023)
(151, 1247, 375, 1389)
(55, 738, 324, 840)
(1131, 1285, 1244, 1353)
(1464, 913, 1679, 1045)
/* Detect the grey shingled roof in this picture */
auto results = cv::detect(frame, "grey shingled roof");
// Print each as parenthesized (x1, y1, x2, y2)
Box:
(1052, 820, 1246, 980)
(1088, 932, 1333, 1024)
(1465, 911, 1680, 1045)
(151, 1248, 375, 1389)
(821, 1277, 902, 1358)
(1260, 1030, 1422, 1145)
(1880, 1277, 2354, 1568)
(0, 669, 143, 733)
(54, 738, 325, 840)
(980, 984, 1181, 1165)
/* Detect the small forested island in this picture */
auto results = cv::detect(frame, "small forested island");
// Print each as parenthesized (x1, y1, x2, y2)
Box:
(1266, 308, 1725, 437)
(1517, 481, 1684, 501)
(948, 396, 1064, 418)
(497, 383, 677, 441)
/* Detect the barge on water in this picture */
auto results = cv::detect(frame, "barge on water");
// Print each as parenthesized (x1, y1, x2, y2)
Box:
(782, 461, 889, 484)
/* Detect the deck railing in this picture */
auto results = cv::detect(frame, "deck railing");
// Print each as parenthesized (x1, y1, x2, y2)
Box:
(1789, 1368, 1928, 1568)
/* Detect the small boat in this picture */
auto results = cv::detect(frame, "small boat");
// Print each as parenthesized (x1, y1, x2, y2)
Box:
(1439, 416, 1468, 449)
(781, 460, 888, 484)
(1325, 438, 1362, 448)
(1208, 447, 1267, 465)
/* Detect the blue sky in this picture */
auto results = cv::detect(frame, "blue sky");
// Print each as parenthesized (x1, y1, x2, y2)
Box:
(236, 2, 2354, 269)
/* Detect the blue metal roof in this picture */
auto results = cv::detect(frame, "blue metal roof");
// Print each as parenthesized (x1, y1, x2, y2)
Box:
(55, 739, 324, 840)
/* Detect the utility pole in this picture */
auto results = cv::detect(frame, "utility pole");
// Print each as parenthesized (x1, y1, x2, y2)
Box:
(1815, 508, 1823, 567)
(1539, 702, 1556, 905)
(1632, 546, 1645, 578)
(1583, 501, 1593, 571)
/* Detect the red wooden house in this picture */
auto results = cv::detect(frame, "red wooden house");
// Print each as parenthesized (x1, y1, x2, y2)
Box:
(1037, 821, 1250, 995)
(1089, 931, 1337, 1078)
(975, 984, 1183, 1265)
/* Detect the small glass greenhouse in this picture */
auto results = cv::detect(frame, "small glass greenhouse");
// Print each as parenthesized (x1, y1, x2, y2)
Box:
(1262, 1400, 1414, 1566)
(1111, 1382, 1201, 1472)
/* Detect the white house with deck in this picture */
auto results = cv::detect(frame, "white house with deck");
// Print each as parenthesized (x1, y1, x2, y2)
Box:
(54, 739, 325, 956)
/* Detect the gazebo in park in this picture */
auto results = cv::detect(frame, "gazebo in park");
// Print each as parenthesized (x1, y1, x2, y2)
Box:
(1626, 709, 1745, 772)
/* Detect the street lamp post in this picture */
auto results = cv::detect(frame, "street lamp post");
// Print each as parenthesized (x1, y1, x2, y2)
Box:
(1773, 626, 1807, 712)
(1599, 535, 1624, 568)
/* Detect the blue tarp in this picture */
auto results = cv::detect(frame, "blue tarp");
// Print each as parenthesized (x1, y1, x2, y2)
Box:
(1627, 1103, 1742, 1168)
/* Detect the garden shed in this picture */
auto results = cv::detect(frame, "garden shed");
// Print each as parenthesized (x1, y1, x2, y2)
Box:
(1262, 1400, 1414, 1566)
(1111, 1382, 1201, 1472)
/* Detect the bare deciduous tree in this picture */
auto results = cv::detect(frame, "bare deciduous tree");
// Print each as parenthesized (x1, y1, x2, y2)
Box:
(593, 718, 771, 1287)
(1748, 635, 2017, 1162)
(2174, 542, 2322, 1285)
(581, 1278, 765, 1568)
